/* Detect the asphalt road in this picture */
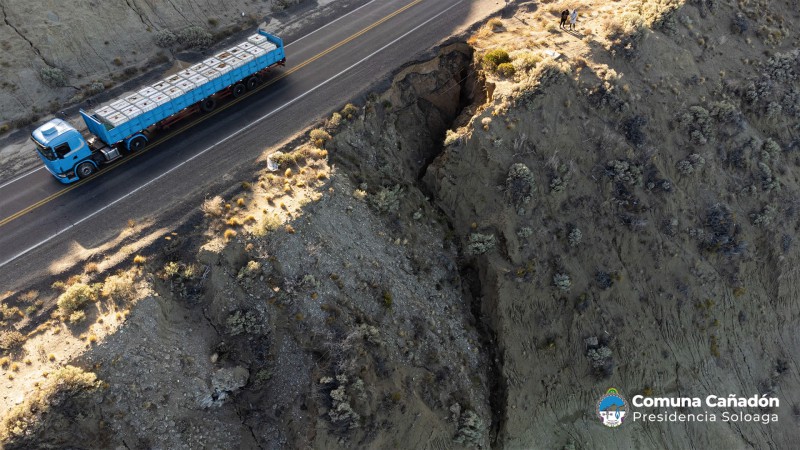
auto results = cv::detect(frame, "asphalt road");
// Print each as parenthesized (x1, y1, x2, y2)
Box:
(0, 0, 498, 291)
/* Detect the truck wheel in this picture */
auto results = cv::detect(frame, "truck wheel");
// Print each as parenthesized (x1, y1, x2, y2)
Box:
(232, 83, 246, 98)
(246, 76, 260, 91)
(129, 136, 147, 152)
(76, 162, 96, 179)
(201, 98, 217, 113)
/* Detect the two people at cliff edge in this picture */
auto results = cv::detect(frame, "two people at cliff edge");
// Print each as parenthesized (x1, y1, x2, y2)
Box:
(560, 8, 578, 31)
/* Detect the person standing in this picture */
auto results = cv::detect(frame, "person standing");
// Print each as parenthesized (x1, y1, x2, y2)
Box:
(560, 9, 569, 29)
(570, 9, 578, 30)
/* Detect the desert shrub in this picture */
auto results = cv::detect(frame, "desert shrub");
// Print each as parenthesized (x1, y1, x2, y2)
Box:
(327, 112, 342, 129)
(750, 205, 777, 227)
(513, 51, 542, 72)
(39, 67, 68, 88)
(549, 176, 565, 193)
(84, 81, 105, 96)
(568, 227, 582, 247)
(497, 62, 516, 77)
(517, 227, 533, 239)
(467, 233, 496, 255)
(553, 273, 571, 291)
(202, 195, 225, 217)
(487, 18, 503, 32)
(101, 273, 135, 301)
(0, 330, 25, 352)
(68, 310, 86, 324)
(676, 154, 705, 175)
(444, 130, 461, 146)
(341, 103, 358, 119)
(676, 106, 712, 145)
(1, 366, 99, 442)
(731, 13, 748, 34)
(269, 151, 299, 168)
(765, 101, 782, 120)
(483, 49, 511, 70)
(226, 309, 264, 336)
(710, 101, 739, 123)
(701, 204, 745, 255)
(253, 212, 283, 236)
(781, 88, 800, 118)
(623, 115, 647, 147)
(309, 128, 331, 147)
(606, 160, 642, 186)
(57, 283, 97, 314)
(587, 343, 614, 379)
(505, 163, 536, 211)
(453, 410, 486, 447)
(369, 185, 403, 214)
(177, 26, 213, 49)
(154, 29, 177, 47)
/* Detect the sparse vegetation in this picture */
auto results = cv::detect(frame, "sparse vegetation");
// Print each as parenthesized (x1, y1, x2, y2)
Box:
(176, 25, 213, 49)
(482, 49, 511, 71)
(1, 366, 99, 442)
(39, 67, 68, 88)
(467, 233, 496, 255)
(56, 283, 98, 315)
(154, 29, 177, 48)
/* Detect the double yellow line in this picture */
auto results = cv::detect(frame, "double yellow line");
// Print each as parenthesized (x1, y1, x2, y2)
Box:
(0, 0, 424, 228)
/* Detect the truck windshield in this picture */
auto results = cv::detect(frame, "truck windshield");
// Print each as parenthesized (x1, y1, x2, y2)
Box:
(32, 136, 56, 161)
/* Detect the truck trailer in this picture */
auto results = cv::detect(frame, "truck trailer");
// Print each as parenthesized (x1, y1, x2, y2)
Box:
(31, 29, 286, 183)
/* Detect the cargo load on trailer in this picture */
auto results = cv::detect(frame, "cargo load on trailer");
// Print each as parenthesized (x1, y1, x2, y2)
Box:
(31, 29, 285, 183)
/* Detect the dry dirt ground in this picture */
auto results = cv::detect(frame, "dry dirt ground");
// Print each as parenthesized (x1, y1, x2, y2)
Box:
(2, 0, 800, 449)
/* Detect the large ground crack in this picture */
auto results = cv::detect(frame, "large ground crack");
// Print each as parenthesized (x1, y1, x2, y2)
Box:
(1, 3, 54, 68)
(124, 0, 152, 28)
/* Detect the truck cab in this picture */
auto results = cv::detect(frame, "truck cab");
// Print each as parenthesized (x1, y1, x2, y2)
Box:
(32, 119, 96, 183)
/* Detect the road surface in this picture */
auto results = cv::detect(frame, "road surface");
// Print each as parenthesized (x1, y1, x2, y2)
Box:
(0, 0, 502, 292)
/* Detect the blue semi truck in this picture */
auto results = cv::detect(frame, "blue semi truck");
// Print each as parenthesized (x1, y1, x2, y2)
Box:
(31, 29, 285, 183)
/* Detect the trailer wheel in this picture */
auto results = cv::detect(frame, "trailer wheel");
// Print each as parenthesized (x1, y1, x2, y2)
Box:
(129, 136, 147, 152)
(246, 76, 260, 91)
(76, 162, 96, 179)
(232, 83, 246, 98)
(201, 97, 217, 113)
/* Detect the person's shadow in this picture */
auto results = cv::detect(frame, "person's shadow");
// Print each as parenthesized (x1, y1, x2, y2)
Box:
(564, 28, 583, 38)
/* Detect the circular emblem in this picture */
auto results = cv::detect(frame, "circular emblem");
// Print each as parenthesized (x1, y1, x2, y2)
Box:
(596, 388, 626, 427)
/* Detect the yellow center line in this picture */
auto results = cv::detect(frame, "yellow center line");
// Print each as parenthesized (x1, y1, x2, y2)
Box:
(0, 0, 424, 228)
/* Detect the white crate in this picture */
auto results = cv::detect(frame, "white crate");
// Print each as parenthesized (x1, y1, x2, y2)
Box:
(109, 99, 132, 111)
(163, 86, 185, 100)
(120, 105, 143, 119)
(223, 56, 244, 69)
(237, 52, 255, 66)
(164, 74, 184, 86)
(189, 74, 209, 85)
(260, 42, 277, 52)
(176, 79, 195, 91)
(210, 62, 232, 75)
(104, 112, 128, 127)
(202, 57, 222, 68)
(134, 98, 156, 113)
(124, 92, 146, 104)
(138, 86, 159, 98)
(177, 69, 196, 80)
(151, 80, 171, 92)
(148, 91, 171, 106)
(200, 68, 220, 80)
(94, 105, 117, 117)
(247, 46, 266, 58)
(247, 34, 268, 46)
(238, 42, 256, 51)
